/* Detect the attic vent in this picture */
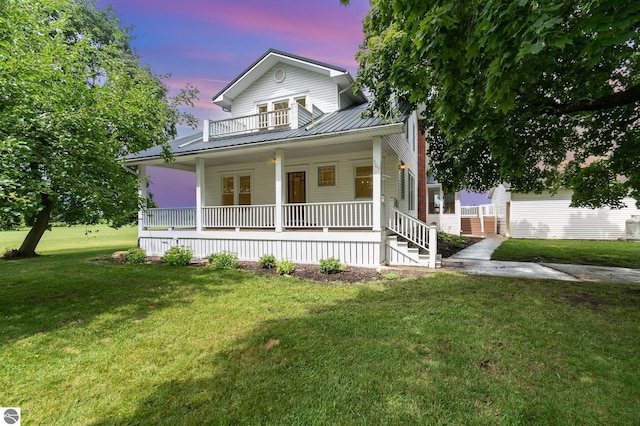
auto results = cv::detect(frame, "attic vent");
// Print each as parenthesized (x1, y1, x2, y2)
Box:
(274, 68, 286, 83)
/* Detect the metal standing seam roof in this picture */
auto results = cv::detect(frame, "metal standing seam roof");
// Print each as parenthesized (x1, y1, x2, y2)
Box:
(124, 102, 404, 162)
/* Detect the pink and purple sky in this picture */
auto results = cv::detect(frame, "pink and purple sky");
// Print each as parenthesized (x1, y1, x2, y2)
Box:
(97, 0, 489, 207)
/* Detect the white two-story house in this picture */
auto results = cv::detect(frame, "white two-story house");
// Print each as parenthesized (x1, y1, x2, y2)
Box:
(124, 49, 438, 267)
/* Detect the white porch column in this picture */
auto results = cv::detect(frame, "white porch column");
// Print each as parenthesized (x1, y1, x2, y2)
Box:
(373, 136, 382, 232)
(138, 165, 147, 234)
(275, 148, 284, 232)
(195, 158, 205, 232)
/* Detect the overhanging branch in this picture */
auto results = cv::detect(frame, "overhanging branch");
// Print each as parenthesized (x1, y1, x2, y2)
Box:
(555, 84, 640, 115)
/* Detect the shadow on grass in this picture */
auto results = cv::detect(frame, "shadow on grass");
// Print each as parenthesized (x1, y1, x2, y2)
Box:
(0, 249, 235, 346)
(91, 276, 640, 425)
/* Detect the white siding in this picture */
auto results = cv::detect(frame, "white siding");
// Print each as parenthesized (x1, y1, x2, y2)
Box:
(384, 113, 420, 218)
(490, 184, 511, 235)
(508, 190, 640, 240)
(139, 233, 383, 267)
(203, 149, 399, 205)
(231, 63, 339, 117)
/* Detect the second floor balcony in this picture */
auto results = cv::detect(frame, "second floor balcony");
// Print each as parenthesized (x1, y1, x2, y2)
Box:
(203, 103, 321, 140)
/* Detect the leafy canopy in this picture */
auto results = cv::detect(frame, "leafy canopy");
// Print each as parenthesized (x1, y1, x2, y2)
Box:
(347, 0, 639, 208)
(0, 0, 197, 254)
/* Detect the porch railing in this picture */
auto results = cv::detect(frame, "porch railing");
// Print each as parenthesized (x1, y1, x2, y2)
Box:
(283, 201, 373, 228)
(387, 207, 432, 252)
(460, 204, 496, 217)
(142, 208, 196, 228)
(141, 202, 373, 230)
(203, 205, 275, 228)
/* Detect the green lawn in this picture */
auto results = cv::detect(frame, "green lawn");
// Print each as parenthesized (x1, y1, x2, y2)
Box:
(1, 228, 639, 424)
(492, 238, 640, 269)
(1, 224, 138, 255)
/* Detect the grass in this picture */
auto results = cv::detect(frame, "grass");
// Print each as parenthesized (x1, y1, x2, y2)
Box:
(1, 224, 138, 255)
(492, 238, 640, 269)
(1, 227, 639, 424)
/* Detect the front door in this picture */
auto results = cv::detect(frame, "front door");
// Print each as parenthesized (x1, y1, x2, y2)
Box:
(287, 171, 306, 226)
(288, 171, 306, 203)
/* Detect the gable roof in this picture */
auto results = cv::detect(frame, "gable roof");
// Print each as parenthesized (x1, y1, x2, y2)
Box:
(125, 102, 403, 163)
(212, 48, 366, 110)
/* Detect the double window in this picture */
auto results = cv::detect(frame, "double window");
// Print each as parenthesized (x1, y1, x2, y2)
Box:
(222, 174, 251, 205)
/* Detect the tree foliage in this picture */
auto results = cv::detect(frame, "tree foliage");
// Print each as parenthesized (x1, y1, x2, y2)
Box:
(347, 0, 640, 208)
(0, 0, 198, 256)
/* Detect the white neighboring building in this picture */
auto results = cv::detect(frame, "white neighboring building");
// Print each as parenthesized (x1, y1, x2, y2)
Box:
(490, 184, 640, 240)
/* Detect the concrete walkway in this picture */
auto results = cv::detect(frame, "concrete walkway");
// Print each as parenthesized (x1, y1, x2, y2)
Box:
(443, 236, 640, 284)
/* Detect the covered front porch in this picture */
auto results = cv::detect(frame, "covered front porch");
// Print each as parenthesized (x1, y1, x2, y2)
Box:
(132, 122, 437, 267)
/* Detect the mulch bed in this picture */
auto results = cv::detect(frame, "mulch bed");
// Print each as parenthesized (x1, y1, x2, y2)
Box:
(237, 261, 431, 283)
(103, 236, 481, 284)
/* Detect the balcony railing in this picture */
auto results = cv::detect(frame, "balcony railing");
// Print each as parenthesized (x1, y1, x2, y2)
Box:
(205, 103, 320, 139)
(209, 109, 290, 137)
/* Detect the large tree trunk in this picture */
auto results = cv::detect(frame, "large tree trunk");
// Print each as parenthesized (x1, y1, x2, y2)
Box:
(18, 194, 55, 257)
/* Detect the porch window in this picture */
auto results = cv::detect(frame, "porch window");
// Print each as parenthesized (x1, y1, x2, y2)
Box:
(355, 166, 373, 199)
(222, 176, 234, 206)
(222, 174, 251, 205)
(428, 186, 455, 214)
(318, 165, 335, 187)
(443, 192, 455, 214)
(295, 97, 306, 108)
(239, 175, 251, 205)
(408, 170, 416, 211)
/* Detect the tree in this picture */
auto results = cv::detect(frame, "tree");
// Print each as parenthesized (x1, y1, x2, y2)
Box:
(344, 0, 640, 208)
(0, 0, 198, 257)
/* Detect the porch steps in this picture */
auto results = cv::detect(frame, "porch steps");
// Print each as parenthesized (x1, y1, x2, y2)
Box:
(387, 236, 439, 267)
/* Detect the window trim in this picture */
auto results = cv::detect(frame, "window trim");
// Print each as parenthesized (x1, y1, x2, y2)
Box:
(220, 172, 253, 206)
(317, 164, 336, 187)
(353, 161, 374, 200)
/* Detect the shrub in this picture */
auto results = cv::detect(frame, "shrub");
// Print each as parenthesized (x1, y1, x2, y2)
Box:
(162, 246, 192, 266)
(276, 259, 295, 275)
(319, 257, 346, 274)
(125, 247, 146, 264)
(437, 231, 467, 248)
(258, 254, 277, 269)
(208, 251, 239, 269)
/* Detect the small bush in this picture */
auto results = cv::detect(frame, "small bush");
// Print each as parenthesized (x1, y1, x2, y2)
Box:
(437, 231, 467, 248)
(125, 247, 146, 264)
(319, 257, 345, 274)
(162, 246, 192, 266)
(208, 251, 239, 269)
(258, 254, 277, 269)
(276, 259, 295, 276)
